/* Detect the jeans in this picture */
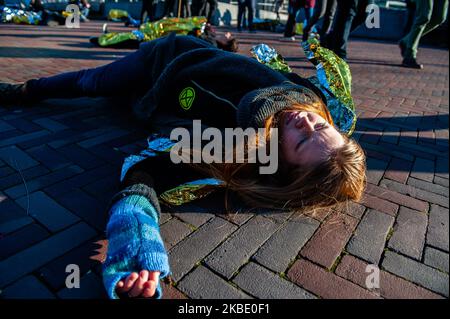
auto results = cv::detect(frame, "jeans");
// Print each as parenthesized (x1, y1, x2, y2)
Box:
(296, 7, 314, 28)
(400, 0, 449, 59)
(237, 0, 254, 30)
(302, 0, 337, 40)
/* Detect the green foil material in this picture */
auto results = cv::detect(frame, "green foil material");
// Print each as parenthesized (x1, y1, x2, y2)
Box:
(302, 36, 356, 136)
(107, 9, 129, 20)
(97, 16, 207, 47)
(139, 16, 207, 40)
(251, 43, 292, 74)
(159, 178, 225, 206)
(98, 30, 150, 46)
(1, 6, 42, 25)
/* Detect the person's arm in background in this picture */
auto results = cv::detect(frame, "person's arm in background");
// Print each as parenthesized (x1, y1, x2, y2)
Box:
(102, 162, 170, 299)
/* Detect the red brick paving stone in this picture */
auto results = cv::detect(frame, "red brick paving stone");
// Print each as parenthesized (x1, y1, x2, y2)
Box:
(287, 259, 380, 299)
(335, 255, 443, 299)
(161, 281, 188, 299)
(385, 158, 413, 184)
(365, 183, 429, 212)
(343, 202, 367, 219)
(300, 212, 358, 269)
(361, 193, 399, 216)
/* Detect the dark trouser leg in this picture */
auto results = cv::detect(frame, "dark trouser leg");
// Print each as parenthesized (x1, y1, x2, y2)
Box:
(182, 0, 191, 17)
(163, 0, 175, 16)
(401, 0, 448, 59)
(206, 0, 217, 23)
(400, 0, 433, 59)
(191, 0, 205, 16)
(246, 0, 254, 30)
(329, 0, 358, 59)
(421, 0, 448, 36)
(140, 0, 155, 23)
(237, 1, 245, 29)
(284, 3, 301, 37)
(350, 0, 372, 32)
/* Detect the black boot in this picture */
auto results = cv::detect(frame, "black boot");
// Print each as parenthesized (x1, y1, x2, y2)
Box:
(0, 82, 29, 107)
(402, 57, 423, 69)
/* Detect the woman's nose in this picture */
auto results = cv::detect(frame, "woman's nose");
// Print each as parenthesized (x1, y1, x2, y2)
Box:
(296, 115, 315, 132)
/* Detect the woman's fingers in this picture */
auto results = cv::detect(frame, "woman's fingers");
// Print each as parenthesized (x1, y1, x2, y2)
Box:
(128, 270, 149, 297)
(115, 280, 125, 292)
(115, 271, 161, 298)
(148, 271, 160, 282)
(142, 280, 157, 298)
(142, 271, 160, 298)
(123, 272, 139, 292)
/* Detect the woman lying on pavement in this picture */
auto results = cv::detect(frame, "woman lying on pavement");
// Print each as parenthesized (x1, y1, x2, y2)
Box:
(0, 33, 366, 299)
(90, 17, 238, 52)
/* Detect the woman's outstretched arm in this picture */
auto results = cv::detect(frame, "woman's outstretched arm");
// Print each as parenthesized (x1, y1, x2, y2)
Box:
(103, 185, 169, 299)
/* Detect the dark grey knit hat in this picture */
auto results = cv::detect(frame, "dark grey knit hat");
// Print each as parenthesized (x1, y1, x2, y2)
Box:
(236, 82, 322, 128)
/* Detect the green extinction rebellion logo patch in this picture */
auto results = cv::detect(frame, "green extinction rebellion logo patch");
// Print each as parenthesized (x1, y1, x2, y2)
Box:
(179, 87, 195, 110)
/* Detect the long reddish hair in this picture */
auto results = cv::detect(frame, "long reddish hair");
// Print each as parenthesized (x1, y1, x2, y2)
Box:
(191, 95, 367, 213)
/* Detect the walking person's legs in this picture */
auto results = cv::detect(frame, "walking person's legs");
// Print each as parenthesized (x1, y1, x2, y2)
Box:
(399, 0, 433, 67)
(191, 0, 202, 15)
(320, 0, 337, 41)
(246, 0, 254, 31)
(421, 0, 449, 36)
(163, 0, 175, 17)
(206, 0, 218, 23)
(140, 0, 154, 23)
(328, 0, 358, 60)
(237, 0, 245, 30)
(283, 1, 301, 38)
(302, 0, 327, 41)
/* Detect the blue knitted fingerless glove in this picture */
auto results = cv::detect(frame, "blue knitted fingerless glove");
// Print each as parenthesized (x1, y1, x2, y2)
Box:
(102, 193, 170, 299)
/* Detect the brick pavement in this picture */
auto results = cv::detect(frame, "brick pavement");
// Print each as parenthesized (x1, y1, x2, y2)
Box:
(0, 21, 448, 299)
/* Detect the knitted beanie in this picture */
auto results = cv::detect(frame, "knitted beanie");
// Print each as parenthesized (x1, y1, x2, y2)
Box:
(236, 82, 322, 128)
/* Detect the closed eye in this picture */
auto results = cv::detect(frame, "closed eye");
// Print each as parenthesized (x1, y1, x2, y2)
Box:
(295, 122, 329, 151)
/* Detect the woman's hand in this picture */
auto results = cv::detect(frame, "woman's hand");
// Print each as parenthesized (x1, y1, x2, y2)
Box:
(116, 270, 160, 298)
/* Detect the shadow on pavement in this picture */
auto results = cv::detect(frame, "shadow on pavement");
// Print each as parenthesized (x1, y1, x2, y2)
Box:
(0, 47, 130, 60)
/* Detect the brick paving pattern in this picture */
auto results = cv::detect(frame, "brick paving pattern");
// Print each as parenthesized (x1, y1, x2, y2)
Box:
(0, 21, 448, 299)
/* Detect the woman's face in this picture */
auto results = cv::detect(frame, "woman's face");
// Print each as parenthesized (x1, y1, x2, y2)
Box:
(280, 111, 344, 167)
